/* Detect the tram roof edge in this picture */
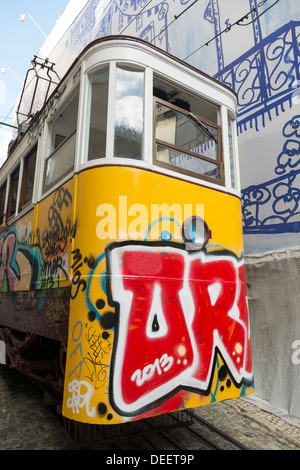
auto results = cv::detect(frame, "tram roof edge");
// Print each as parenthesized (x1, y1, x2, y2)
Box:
(2, 35, 237, 170)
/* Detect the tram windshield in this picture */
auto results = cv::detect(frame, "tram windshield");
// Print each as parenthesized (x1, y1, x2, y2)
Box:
(153, 76, 222, 183)
(114, 65, 144, 160)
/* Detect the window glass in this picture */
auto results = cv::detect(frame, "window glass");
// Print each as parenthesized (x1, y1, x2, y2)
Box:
(154, 76, 219, 124)
(155, 102, 219, 161)
(153, 76, 222, 183)
(44, 92, 78, 189)
(20, 146, 37, 210)
(8, 166, 20, 219)
(44, 132, 76, 189)
(52, 93, 78, 151)
(156, 144, 221, 180)
(228, 116, 236, 188)
(0, 181, 7, 225)
(114, 65, 144, 159)
(88, 66, 109, 160)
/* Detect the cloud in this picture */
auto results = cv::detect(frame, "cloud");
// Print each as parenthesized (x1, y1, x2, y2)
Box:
(115, 95, 143, 132)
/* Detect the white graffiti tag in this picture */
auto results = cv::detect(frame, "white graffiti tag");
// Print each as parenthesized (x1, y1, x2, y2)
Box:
(66, 379, 96, 417)
(131, 353, 174, 386)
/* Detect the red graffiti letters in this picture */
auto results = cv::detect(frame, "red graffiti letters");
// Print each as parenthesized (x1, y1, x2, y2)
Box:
(106, 243, 253, 416)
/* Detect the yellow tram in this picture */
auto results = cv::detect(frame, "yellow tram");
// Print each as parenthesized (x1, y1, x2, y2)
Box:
(0, 36, 253, 430)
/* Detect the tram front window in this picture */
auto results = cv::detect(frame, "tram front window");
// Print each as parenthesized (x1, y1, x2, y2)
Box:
(153, 76, 223, 184)
(88, 66, 109, 160)
(114, 65, 144, 160)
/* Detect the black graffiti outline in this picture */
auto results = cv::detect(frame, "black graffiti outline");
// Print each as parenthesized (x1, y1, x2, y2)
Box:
(105, 240, 254, 417)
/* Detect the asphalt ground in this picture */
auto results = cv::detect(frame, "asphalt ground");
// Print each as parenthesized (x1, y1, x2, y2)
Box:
(1, 365, 299, 451)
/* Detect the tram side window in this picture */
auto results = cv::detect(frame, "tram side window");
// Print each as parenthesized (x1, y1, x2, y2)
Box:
(228, 116, 237, 189)
(0, 181, 7, 225)
(19, 145, 37, 211)
(44, 92, 79, 190)
(153, 77, 223, 184)
(114, 65, 144, 160)
(88, 66, 109, 160)
(7, 165, 20, 219)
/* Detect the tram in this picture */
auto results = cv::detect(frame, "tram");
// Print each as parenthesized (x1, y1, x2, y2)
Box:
(0, 36, 254, 430)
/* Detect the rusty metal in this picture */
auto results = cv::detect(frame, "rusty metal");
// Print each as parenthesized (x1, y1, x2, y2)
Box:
(16, 56, 60, 127)
(0, 288, 70, 344)
(63, 410, 194, 449)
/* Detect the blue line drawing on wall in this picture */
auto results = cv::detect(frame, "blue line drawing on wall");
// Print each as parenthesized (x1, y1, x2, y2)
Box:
(241, 115, 300, 234)
(20, 0, 299, 237)
(204, 0, 300, 235)
(214, 20, 300, 135)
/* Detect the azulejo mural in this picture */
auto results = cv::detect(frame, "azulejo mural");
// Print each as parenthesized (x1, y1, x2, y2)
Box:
(242, 115, 300, 234)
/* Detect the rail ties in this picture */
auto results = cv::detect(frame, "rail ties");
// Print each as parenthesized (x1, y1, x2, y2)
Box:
(185, 411, 250, 450)
(100, 411, 250, 451)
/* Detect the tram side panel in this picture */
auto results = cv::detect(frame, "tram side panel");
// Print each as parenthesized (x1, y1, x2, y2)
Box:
(0, 179, 75, 364)
(63, 165, 254, 425)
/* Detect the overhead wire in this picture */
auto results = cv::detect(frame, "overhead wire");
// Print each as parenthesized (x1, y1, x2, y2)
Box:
(149, 0, 199, 44)
(183, 0, 280, 61)
(0, 104, 16, 131)
(117, 0, 279, 63)
(119, 0, 154, 35)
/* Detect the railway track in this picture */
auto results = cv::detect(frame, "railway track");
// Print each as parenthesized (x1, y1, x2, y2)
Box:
(4, 368, 249, 451)
(71, 410, 250, 451)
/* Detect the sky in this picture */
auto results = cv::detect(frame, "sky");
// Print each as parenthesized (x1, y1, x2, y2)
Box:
(0, 0, 70, 166)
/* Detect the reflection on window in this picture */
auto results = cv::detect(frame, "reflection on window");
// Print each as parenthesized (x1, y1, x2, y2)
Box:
(114, 66, 144, 159)
(52, 93, 78, 152)
(19, 146, 37, 211)
(154, 76, 219, 124)
(156, 144, 221, 180)
(228, 117, 236, 189)
(44, 92, 78, 190)
(154, 98, 222, 183)
(88, 66, 109, 160)
(0, 181, 7, 225)
(8, 166, 20, 219)
(44, 132, 76, 189)
(155, 103, 219, 161)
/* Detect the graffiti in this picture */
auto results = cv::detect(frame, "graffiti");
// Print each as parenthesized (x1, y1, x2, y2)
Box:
(66, 379, 97, 417)
(70, 249, 87, 299)
(131, 353, 174, 387)
(83, 325, 112, 389)
(37, 187, 76, 262)
(44, 297, 70, 326)
(105, 241, 253, 416)
(242, 115, 300, 233)
(40, 256, 68, 289)
(68, 320, 84, 380)
(0, 229, 39, 292)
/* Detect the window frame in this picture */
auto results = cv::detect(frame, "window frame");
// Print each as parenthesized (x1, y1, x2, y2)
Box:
(43, 129, 77, 192)
(153, 96, 224, 186)
(19, 144, 37, 212)
(7, 165, 21, 220)
(0, 180, 7, 227)
(42, 87, 80, 194)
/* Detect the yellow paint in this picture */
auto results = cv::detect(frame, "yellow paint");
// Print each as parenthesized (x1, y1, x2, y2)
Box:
(34, 180, 75, 289)
(62, 165, 253, 425)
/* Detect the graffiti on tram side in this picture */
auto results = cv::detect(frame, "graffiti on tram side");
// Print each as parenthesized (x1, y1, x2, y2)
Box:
(0, 183, 75, 293)
(65, 241, 253, 421)
(106, 243, 253, 416)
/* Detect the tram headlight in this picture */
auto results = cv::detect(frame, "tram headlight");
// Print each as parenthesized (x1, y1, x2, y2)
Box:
(182, 216, 211, 251)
